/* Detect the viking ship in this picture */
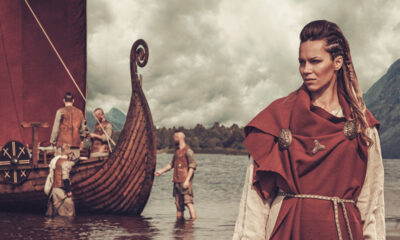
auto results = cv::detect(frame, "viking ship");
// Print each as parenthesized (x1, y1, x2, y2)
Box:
(0, 0, 156, 215)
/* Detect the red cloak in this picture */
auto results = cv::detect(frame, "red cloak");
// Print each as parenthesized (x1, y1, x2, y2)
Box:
(243, 85, 379, 240)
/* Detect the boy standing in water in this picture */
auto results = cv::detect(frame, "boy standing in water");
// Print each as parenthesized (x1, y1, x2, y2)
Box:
(45, 143, 76, 217)
(155, 130, 197, 220)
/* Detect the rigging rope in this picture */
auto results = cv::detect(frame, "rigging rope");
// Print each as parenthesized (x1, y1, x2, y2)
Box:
(24, 0, 86, 102)
(24, 0, 116, 148)
(93, 110, 115, 153)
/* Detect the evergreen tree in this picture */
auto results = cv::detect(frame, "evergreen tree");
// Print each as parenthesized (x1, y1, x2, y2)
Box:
(153, 123, 246, 154)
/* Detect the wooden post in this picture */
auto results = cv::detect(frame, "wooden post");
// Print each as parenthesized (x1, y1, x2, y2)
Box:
(43, 150, 48, 165)
(21, 122, 49, 166)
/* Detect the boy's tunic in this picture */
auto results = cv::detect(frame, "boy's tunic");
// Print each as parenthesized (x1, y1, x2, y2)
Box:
(46, 156, 75, 217)
(170, 146, 197, 197)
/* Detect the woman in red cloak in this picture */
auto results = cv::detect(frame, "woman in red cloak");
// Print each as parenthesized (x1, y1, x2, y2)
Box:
(233, 20, 385, 240)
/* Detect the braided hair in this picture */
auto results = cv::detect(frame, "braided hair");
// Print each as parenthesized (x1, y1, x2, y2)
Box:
(300, 20, 372, 146)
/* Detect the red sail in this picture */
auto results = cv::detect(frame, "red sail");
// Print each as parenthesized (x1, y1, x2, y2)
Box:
(0, 0, 86, 147)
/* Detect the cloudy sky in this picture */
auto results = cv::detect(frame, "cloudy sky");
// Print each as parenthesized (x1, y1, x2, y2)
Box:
(86, 0, 400, 128)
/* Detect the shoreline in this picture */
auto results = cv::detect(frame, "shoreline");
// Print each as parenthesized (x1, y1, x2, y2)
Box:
(157, 148, 248, 155)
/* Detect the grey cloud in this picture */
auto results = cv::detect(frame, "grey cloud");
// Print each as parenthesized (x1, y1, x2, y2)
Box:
(86, 0, 400, 128)
(395, 22, 400, 32)
(137, 0, 247, 127)
(297, 0, 400, 90)
(87, 0, 113, 34)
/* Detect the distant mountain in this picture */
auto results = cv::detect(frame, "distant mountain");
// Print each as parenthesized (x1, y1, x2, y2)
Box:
(83, 60, 400, 158)
(364, 59, 400, 158)
(86, 108, 127, 132)
(105, 108, 127, 131)
(86, 111, 95, 131)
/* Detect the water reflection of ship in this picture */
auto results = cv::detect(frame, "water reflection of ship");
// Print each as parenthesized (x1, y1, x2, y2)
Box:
(0, 0, 156, 215)
(43, 215, 159, 240)
(118, 216, 159, 240)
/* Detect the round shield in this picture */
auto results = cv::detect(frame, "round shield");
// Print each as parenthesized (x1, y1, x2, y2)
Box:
(0, 140, 31, 185)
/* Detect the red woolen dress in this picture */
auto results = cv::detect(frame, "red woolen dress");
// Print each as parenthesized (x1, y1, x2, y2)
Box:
(238, 86, 380, 240)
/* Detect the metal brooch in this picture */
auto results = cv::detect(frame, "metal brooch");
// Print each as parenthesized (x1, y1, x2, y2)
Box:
(312, 139, 326, 155)
(278, 128, 292, 150)
(344, 120, 358, 140)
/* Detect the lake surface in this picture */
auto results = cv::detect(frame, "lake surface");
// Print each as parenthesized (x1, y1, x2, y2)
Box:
(0, 154, 398, 239)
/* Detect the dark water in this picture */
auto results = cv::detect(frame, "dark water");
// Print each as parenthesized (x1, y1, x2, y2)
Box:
(384, 159, 400, 239)
(0, 154, 398, 239)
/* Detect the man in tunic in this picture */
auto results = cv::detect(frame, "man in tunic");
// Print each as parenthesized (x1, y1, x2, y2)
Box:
(155, 131, 197, 220)
(88, 108, 113, 157)
(45, 143, 77, 217)
(50, 92, 85, 158)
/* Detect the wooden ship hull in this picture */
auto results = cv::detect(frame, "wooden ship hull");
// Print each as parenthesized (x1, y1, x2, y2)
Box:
(0, 1, 156, 215)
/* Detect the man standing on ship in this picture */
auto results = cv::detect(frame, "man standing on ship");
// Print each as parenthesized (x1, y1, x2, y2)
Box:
(50, 92, 85, 158)
(88, 108, 113, 157)
(155, 130, 197, 220)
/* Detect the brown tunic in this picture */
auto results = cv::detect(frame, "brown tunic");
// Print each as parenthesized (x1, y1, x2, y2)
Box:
(56, 106, 84, 147)
(173, 145, 190, 183)
(53, 157, 67, 188)
(91, 121, 113, 153)
(169, 146, 197, 196)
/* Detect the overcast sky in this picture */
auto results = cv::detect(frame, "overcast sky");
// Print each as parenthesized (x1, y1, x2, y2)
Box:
(86, 0, 400, 128)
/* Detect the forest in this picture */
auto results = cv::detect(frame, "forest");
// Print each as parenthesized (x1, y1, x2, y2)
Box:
(156, 122, 247, 155)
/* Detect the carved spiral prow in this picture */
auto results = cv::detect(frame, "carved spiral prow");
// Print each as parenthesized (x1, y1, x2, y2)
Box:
(70, 38, 156, 215)
(130, 39, 149, 85)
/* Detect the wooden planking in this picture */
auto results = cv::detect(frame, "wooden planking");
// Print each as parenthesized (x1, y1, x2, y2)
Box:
(86, 73, 156, 214)
(73, 94, 153, 213)
(0, 40, 156, 215)
(123, 155, 153, 213)
(118, 163, 147, 212)
(80, 99, 142, 186)
(73, 107, 144, 197)
(92, 145, 147, 211)
(129, 154, 156, 213)
(77, 118, 147, 210)
(82, 140, 145, 206)
(73, 96, 143, 192)
(80, 116, 146, 202)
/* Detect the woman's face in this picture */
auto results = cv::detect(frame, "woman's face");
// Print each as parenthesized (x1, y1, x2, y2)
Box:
(299, 40, 341, 93)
